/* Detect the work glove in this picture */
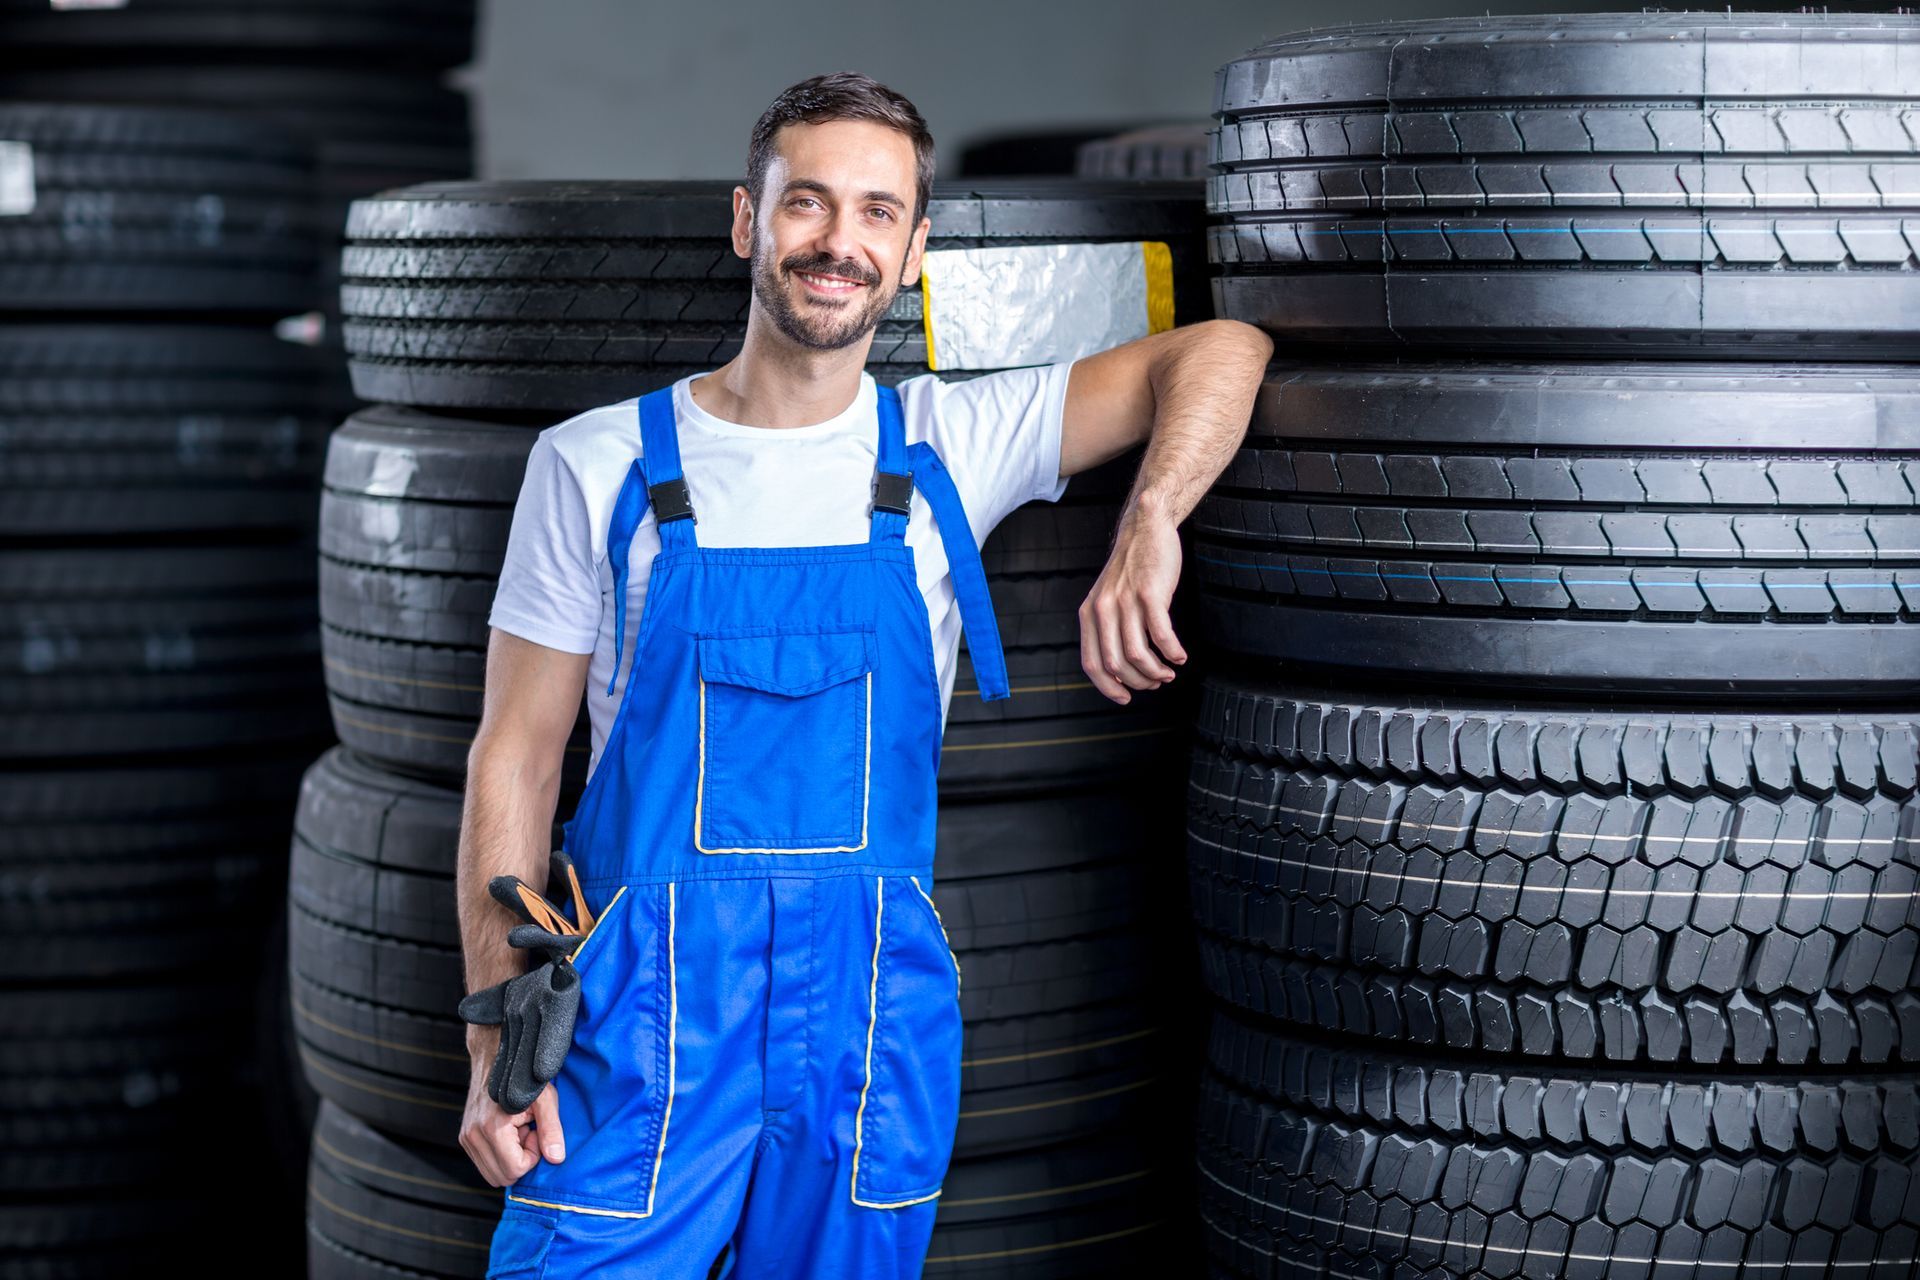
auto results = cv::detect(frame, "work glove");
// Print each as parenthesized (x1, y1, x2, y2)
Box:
(457, 849, 596, 1115)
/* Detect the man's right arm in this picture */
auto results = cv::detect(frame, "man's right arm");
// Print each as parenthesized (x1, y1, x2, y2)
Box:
(457, 628, 590, 1186)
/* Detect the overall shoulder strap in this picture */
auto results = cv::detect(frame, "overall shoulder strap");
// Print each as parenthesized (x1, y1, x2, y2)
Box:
(603, 455, 651, 697)
(869, 383, 910, 545)
(603, 386, 681, 698)
(638, 384, 696, 552)
(905, 439, 1011, 702)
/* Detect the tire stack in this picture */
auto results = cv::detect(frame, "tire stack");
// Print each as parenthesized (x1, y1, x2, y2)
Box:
(1192, 14, 1920, 1279)
(0, 104, 331, 1275)
(300, 178, 1211, 1277)
(0, 0, 480, 402)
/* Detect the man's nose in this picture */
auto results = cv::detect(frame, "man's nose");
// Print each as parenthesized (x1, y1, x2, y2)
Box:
(812, 204, 861, 265)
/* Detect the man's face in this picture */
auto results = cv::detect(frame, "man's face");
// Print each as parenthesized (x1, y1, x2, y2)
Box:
(734, 120, 928, 352)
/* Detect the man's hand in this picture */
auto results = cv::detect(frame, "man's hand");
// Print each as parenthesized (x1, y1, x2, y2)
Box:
(1060, 319, 1272, 704)
(460, 1057, 567, 1187)
(1078, 498, 1186, 703)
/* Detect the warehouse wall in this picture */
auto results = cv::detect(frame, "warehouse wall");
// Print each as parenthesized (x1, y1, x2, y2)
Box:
(468, 0, 1623, 180)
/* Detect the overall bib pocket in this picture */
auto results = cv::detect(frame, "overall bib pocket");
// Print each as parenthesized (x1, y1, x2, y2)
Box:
(850, 877, 965, 1208)
(695, 626, 875, 853)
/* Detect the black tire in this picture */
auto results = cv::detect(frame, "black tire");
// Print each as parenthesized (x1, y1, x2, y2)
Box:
(0, 982, 252, 1190)
(253, 894, 321, 1222)
(0, 545, 326, 760)
(0, 738, 312, 984)
(0, 103, 322, 316)
(341, 179, 1208, 414)
(1209, 13, 1920, 358)
(1193, 363, 1920, 693)
(0, 65, 472, 205)
(306, 1099, 1170, 1280)
(0, 324, 330, 537)
(1189, 678, 1920, 1067)
(1199, 1010, 1920, 1280)
(0, 0, 476, 68)
(318, 407, 574, 778)
(1075, 125, 1209, 180)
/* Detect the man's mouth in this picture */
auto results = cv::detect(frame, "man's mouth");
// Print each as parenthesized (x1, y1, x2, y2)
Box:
(794, 270, 865, 295)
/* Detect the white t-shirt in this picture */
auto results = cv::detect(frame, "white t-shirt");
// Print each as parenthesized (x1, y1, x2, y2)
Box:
(487, 364, 1075, 782)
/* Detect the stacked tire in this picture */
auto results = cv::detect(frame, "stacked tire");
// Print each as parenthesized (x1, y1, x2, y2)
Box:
(0, 0, 475, 242)
(0, 105, 331, 1276)
(302, 179, 1209, 1277)
(1193, 14, 1920, 1279)
(0, 0, 480, 407)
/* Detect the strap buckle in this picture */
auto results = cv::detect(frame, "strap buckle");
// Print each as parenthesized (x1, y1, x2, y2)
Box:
(649, 478, 695, 524)
(872, 470, 913, 516)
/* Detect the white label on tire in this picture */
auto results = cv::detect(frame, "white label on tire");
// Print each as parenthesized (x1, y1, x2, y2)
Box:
(0, 143, 33, 216)
(919, 241, 1174, 371)
(50, 0, 131, 9)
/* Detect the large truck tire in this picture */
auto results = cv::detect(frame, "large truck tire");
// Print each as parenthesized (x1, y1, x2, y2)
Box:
(1208, 13, 1920, 357)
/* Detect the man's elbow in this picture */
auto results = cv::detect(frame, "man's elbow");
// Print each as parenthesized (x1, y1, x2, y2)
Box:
(466, 716, 567, 796)
(1197, 317, 1272, 369)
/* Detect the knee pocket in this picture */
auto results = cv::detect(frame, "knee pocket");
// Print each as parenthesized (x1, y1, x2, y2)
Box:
(851, 876, 964, 1208)
(507, 882, 678, 1218)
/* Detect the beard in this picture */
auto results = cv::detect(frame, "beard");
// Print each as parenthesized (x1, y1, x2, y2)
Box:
(749, 239, 901, 352)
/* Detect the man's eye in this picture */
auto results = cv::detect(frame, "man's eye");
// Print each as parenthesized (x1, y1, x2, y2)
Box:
(869, 207, 892, 221)
(792, 197, 819, 210)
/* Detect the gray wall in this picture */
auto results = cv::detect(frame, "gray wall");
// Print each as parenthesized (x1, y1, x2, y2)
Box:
(468, 0, 1620, 181)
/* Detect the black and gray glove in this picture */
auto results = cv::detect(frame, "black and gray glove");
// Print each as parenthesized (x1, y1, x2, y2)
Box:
(457, 850, 595, 1115)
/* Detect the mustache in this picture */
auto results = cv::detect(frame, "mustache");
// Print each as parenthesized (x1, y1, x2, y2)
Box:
(780, 251, 881, 288)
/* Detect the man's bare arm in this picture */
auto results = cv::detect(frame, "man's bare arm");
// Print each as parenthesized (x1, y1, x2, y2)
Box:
(1060, 318, 1273, 703)
(457, 628, 591, 1186)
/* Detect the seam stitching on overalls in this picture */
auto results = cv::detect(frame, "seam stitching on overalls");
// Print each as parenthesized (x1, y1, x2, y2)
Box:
(643, 880, 677, 1214)
(692, 672, 874, 854)
(908, 875, 961, 995)
(565, 884, 627, 972)
(849, 876, 942, 1210)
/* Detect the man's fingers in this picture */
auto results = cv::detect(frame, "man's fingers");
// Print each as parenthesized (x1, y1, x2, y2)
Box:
(1146, 600, 1187, 667)
(463, 1110, 535, 1186)
(531, 1082, 566, 1163)
(1077, 597, 1126, 703)
(1117, 598, 1176, 683)
(1095, 597, 1155, 697)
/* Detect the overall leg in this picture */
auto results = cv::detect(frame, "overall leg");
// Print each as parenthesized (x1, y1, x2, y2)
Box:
(728, 874, 962, 1280)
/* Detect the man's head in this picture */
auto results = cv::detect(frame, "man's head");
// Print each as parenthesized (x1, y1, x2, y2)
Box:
(735, 73, 935, 353)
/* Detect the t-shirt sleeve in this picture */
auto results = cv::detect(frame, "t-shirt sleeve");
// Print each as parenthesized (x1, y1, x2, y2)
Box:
(912, 360, 1073, 541)
(486, 429, 604, 654)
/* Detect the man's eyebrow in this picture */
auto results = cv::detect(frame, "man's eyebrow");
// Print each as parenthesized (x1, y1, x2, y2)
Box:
(778, 179, 905, 210)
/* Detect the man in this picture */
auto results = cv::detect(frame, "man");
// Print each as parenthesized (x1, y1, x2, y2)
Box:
(457, 72, 1269, 1278)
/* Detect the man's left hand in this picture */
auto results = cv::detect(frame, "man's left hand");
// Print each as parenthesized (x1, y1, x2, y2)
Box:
(1078, 502, 1186, 704)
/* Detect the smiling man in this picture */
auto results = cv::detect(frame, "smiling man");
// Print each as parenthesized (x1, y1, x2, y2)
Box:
(455, 73, 1269, 1278)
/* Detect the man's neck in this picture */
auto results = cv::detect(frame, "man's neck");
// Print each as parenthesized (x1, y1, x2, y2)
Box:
(689, 317, 872, 429)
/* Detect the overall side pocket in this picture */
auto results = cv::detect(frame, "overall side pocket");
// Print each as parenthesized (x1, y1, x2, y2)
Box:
(850, 877, 965, 1208)
(506, 883, 676, 1219)
(484, 1205, 557, 1279)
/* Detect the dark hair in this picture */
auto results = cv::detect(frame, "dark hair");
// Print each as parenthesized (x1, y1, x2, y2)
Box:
(746, 72, 935, 227)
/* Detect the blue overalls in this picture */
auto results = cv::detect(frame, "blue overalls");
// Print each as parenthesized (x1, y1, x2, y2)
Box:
(484, 380, 1013, 1279)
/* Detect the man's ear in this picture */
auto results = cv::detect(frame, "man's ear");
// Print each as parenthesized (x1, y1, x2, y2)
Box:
(730, 185, 754, 261)
(900, 214, 930, 287)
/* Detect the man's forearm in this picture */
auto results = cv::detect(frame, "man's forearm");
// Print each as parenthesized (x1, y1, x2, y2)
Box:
(1118, 320, 1270, 534)
(457, 736, 566, 1054)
